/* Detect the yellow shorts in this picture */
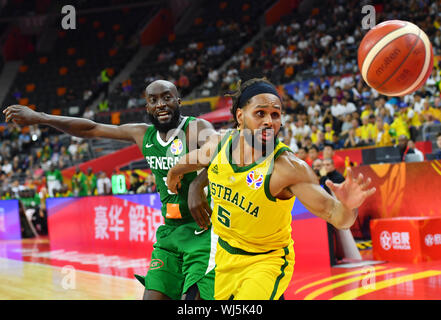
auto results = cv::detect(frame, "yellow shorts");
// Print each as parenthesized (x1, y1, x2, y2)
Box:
(214, 238, 295, 300)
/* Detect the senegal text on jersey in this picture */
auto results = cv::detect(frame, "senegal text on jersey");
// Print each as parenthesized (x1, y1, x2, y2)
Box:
(209, 182, 260, 218)
(145, 156, 181, 170)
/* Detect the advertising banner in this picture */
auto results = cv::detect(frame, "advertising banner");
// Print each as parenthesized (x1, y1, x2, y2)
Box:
(47, 194, 163, 259)
(47, 193, 331, 272)
(371, 217, 441, 263)
(351, 160, 441, 238)
(0, 200, 21, 241)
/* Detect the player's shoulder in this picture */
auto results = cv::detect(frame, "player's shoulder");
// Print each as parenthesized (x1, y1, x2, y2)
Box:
(200, 128, 232, 153)
(116, 122, 151, 143)
(219, 127, 235, 139)
(275, 150, 310, 172)
(273, 150, 316, 184)
(187, 117, 215, 132)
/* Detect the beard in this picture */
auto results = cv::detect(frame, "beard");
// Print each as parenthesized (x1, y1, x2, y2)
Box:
(242, 120, 279, 155)
(148, 107, 181, 133)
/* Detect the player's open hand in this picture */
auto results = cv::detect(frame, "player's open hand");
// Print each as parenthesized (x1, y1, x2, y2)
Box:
(325, 167, 376, 210)
(166, 169, 183, 194)
(3, 105, 42, 126)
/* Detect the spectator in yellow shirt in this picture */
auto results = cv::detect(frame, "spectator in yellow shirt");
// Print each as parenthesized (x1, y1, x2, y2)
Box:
(390, 107, 410, 144)
(374, 116, 392, 147)
(310, 124, 321, 145)
(358, 115, 376, 145)
(398, 102, 418, 141)
(421, 100, 441, 123)
(351, 118, 362, 138)
(324, 123, 334, 144)
(360, 103, 373, 120)
(407, 103, 423, 128)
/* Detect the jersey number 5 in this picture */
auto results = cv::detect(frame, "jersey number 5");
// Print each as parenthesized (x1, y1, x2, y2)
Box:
(217, 205, 231, 228)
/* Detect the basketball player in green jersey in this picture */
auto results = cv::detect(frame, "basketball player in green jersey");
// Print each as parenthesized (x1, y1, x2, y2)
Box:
(3, 80, 218, 300)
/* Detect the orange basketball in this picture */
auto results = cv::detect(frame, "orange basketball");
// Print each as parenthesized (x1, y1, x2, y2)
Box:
(358, 20, 433, 97)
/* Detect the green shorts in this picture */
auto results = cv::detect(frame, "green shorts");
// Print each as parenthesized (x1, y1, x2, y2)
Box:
(134, 221, 217, 300)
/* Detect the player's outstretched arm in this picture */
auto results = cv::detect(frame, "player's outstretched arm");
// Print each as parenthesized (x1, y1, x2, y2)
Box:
(3, 104, 145, 143)
(272, 153, 376, 230)
(167, 133, 221, 194)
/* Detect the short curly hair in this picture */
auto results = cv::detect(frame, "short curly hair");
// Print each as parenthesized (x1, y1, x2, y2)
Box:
(226, 77, 275, 127)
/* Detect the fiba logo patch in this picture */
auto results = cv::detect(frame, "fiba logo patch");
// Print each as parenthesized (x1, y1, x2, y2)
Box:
(170, 139, 183, 155)
(380, 231, 392, 251)
(149, 259, 164, 270)
(246, 170, 264, 190)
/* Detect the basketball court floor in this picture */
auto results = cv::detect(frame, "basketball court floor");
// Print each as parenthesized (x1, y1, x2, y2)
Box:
(1, 237, 441, 300)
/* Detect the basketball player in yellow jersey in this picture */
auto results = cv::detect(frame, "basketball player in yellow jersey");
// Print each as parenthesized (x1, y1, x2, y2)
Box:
(167, 78, 376, 300)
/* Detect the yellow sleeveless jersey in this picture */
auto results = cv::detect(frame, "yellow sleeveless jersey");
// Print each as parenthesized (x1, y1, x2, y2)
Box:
(207, 130, 296, 253)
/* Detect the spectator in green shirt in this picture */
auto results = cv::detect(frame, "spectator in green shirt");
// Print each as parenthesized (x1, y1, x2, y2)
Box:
(85, 167, 97, 196)
(71, 166, 88, 197)
(19, 189, 40, 209)
(45, 164, 63, 197)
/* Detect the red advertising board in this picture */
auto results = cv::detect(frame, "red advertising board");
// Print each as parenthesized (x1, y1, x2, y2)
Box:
(47, 194, 163, 259)
(45, 193, 331, 278)
(351, 160, 441, 238)
(371, 217, 441, 263)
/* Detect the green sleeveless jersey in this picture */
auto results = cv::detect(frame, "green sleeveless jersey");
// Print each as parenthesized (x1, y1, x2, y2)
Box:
(142, 116, 202, 225)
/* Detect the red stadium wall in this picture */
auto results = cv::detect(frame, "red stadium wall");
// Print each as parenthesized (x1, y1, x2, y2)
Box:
(350, 160, 441, 239)
(61, 144, 143, 180)
(140, 8, 174, 46)
(265, 0, 300, 25)
(334, 147, 364, 166)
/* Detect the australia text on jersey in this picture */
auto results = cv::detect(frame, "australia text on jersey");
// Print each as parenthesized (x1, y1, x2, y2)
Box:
(209, 181, 260, 218)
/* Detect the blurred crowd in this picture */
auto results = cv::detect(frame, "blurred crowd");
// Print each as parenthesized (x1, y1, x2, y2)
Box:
(207, 0, 441, 163)
(0, 122, 157, 237)
(217, 0, 441, 92)
(275, 73, 441, 157)
(0, 124, 91, 196)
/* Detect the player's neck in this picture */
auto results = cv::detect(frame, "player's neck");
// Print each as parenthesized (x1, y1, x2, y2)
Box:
(157, 115, 184, 141)
(232, 132, 265, 166)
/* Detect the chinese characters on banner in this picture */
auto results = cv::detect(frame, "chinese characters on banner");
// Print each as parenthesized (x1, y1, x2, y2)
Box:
(47, 194, 164, 261)
(371, 217, 441, 263)
(94, 206, 109, 240)
(94, 204, 163, 243)
(380, 231, 411, 251)
(393, 231, 410, 250)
